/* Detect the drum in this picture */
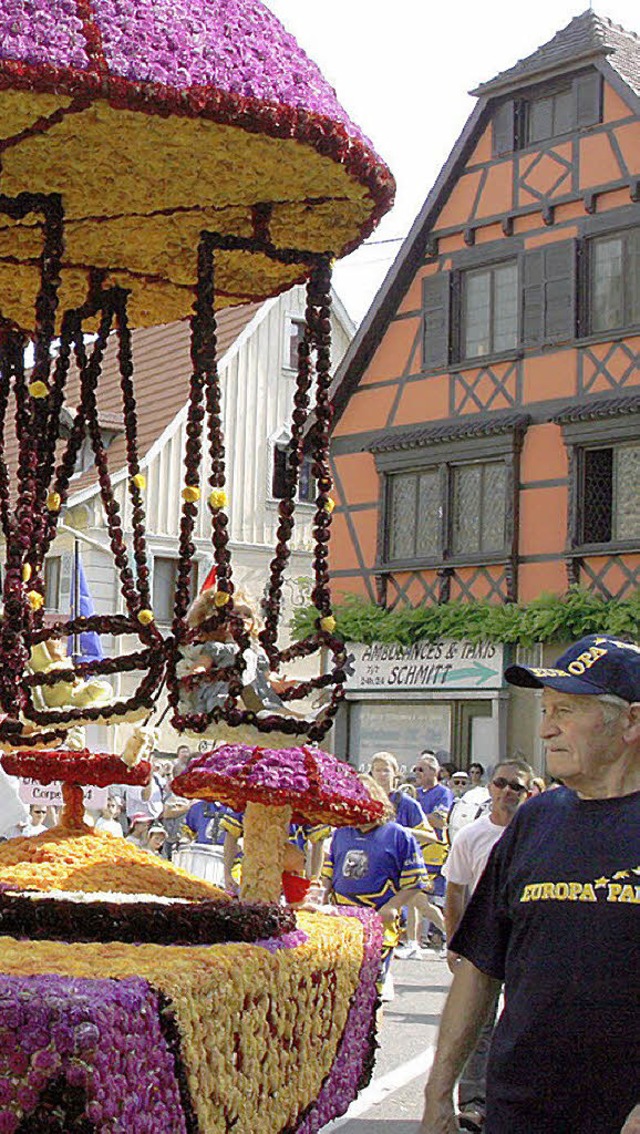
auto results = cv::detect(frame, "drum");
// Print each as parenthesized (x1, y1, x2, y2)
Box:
(173, 843, 225, 887)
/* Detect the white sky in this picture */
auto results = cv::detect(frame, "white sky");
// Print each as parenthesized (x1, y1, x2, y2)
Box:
(264, 0, 639, 324)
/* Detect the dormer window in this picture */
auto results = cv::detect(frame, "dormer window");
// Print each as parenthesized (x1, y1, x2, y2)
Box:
(58, 407, 124, 479)
(526, 84, 573, 144)
(492, 71, 602, 156)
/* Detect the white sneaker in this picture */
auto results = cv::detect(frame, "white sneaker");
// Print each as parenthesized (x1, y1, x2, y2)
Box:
(395, 941, 420, 959)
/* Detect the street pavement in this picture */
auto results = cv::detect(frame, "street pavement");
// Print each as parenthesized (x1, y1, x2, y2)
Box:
(321, 951, 452, 1133)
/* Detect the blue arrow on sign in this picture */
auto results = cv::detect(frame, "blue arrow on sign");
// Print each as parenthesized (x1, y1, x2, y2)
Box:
(442, 661, 499, 686)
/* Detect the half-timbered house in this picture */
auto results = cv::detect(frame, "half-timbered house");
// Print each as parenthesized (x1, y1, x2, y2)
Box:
(327, 11, 640, 769)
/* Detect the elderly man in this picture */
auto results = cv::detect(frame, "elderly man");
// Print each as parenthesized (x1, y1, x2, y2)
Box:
(420, 635, 640, 1134)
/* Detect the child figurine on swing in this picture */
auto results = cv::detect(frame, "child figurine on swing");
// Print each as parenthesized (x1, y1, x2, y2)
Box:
(176, 575, 290, 721)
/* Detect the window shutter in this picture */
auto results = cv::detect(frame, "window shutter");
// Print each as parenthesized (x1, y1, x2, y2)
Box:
(521, 249, 544, 346)
(575, 238, 589, 338)
(543, 241, 575, 343)
(422, 272, 451, 371)
(522, 242, 575, 346)
(574, 72, 602, 129)
(492, 100, 515, 156)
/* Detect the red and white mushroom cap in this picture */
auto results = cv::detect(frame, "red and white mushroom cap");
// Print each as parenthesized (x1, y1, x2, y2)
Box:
(172, 744, 384, 827)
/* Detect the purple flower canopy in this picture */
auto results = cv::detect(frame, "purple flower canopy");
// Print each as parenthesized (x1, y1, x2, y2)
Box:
(0, 0, 367, 143)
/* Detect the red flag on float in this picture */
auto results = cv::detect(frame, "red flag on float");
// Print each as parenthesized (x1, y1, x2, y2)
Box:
(200, 565, 217, 593)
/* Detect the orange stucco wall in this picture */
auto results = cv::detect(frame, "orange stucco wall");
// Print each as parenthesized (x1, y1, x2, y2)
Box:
(520, 424, 568, 482)
(519, 486, 569, 557)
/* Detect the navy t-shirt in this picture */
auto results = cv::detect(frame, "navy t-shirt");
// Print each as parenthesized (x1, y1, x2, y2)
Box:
(451, 787, 640, 1134)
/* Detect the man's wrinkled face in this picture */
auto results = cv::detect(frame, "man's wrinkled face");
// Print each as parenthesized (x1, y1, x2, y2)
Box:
(539, 689, 627, 791)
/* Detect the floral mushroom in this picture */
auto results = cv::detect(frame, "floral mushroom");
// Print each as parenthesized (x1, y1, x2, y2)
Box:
(171, 744, 384, 903)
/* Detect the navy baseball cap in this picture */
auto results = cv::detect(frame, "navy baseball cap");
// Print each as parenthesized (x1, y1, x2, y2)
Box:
(504, 635, 640, 702)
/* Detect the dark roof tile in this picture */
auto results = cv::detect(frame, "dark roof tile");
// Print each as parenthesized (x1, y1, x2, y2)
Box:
(552, 392, 640, 424)
(367, 412, 531, 454)
(472, 10, 640, 97)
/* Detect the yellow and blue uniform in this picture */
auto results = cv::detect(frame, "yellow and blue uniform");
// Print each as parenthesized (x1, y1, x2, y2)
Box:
(323, 821, 429, 982)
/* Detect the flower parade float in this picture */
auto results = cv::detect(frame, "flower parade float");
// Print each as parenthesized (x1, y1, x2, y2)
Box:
(0, 1, 396, 1130)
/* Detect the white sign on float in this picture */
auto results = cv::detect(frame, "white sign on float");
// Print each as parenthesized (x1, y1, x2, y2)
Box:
(345, 640, 505, 692)
(19, 779, 108, 809)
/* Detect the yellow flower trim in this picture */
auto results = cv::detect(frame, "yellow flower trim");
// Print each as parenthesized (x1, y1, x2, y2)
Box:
(0, 825, 225, 900)
(208, 488, 228, 510)
(131, 472, 146, 490)
(213, 590, 230, 608)
(21, 563, 32, 583)
(137, 608, 155, 625)
(0, 910, 364, 1134)
(182, 485, 201, 503)
(324, 497, 336, 514)
(46, 491, 62, 512)
(319, 615, 336, 633)
(0, 95, 374, 330)
(26, 590, 44, 611)
(28, 379, 49, 399)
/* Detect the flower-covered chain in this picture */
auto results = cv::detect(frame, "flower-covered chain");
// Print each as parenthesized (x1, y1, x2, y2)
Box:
(259, 274, 316, 666)
(114, 289, 153, 614)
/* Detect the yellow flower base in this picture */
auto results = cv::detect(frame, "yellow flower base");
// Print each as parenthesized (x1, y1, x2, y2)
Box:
(0, 90, 377, 330)
(0, 910, 370, 1133)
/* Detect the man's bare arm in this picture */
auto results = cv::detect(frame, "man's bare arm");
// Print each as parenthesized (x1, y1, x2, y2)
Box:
(419, 959, 501, 1134)
(444, 881, 466, 943)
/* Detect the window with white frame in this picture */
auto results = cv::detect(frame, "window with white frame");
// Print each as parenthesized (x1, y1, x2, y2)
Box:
(284, 316, 307, 370)
(152, 557, 197, 624)
(271, 435, 316, 504)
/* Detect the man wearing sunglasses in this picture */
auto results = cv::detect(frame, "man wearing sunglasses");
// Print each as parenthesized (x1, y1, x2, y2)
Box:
(420, 635, 640, 1134)
(441, 759, 532, 1131)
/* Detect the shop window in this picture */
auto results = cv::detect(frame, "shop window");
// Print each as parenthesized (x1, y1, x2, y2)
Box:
(589, 229, 640, 335)
(462, 262, 518, 360)
(581, 443, 640, 545)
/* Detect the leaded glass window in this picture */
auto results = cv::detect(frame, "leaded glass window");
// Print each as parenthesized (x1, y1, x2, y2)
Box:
(388, 470, 440, 561)
(452, 461, 507, 554)
(591, 230, 640, 334)
(386, 459, 508, 563)
(463, 262, 518, 359)
(581, 443, 640, 544)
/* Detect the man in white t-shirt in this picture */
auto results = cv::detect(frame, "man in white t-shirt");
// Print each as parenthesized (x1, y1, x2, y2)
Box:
(442, 759, 533, 1132)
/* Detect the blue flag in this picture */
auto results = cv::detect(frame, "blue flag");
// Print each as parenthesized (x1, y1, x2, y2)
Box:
(68, 550, 104, 665)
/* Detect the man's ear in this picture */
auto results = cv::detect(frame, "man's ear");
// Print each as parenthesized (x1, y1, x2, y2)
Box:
(622, 703, 640, 744)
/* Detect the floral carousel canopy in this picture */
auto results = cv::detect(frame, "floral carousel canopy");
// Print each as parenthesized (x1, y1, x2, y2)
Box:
(0, 0, 394, 755)
(0, 0, 394, 328)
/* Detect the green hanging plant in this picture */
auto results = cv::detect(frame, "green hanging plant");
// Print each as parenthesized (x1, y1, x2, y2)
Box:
(291, 587, 640, 647)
